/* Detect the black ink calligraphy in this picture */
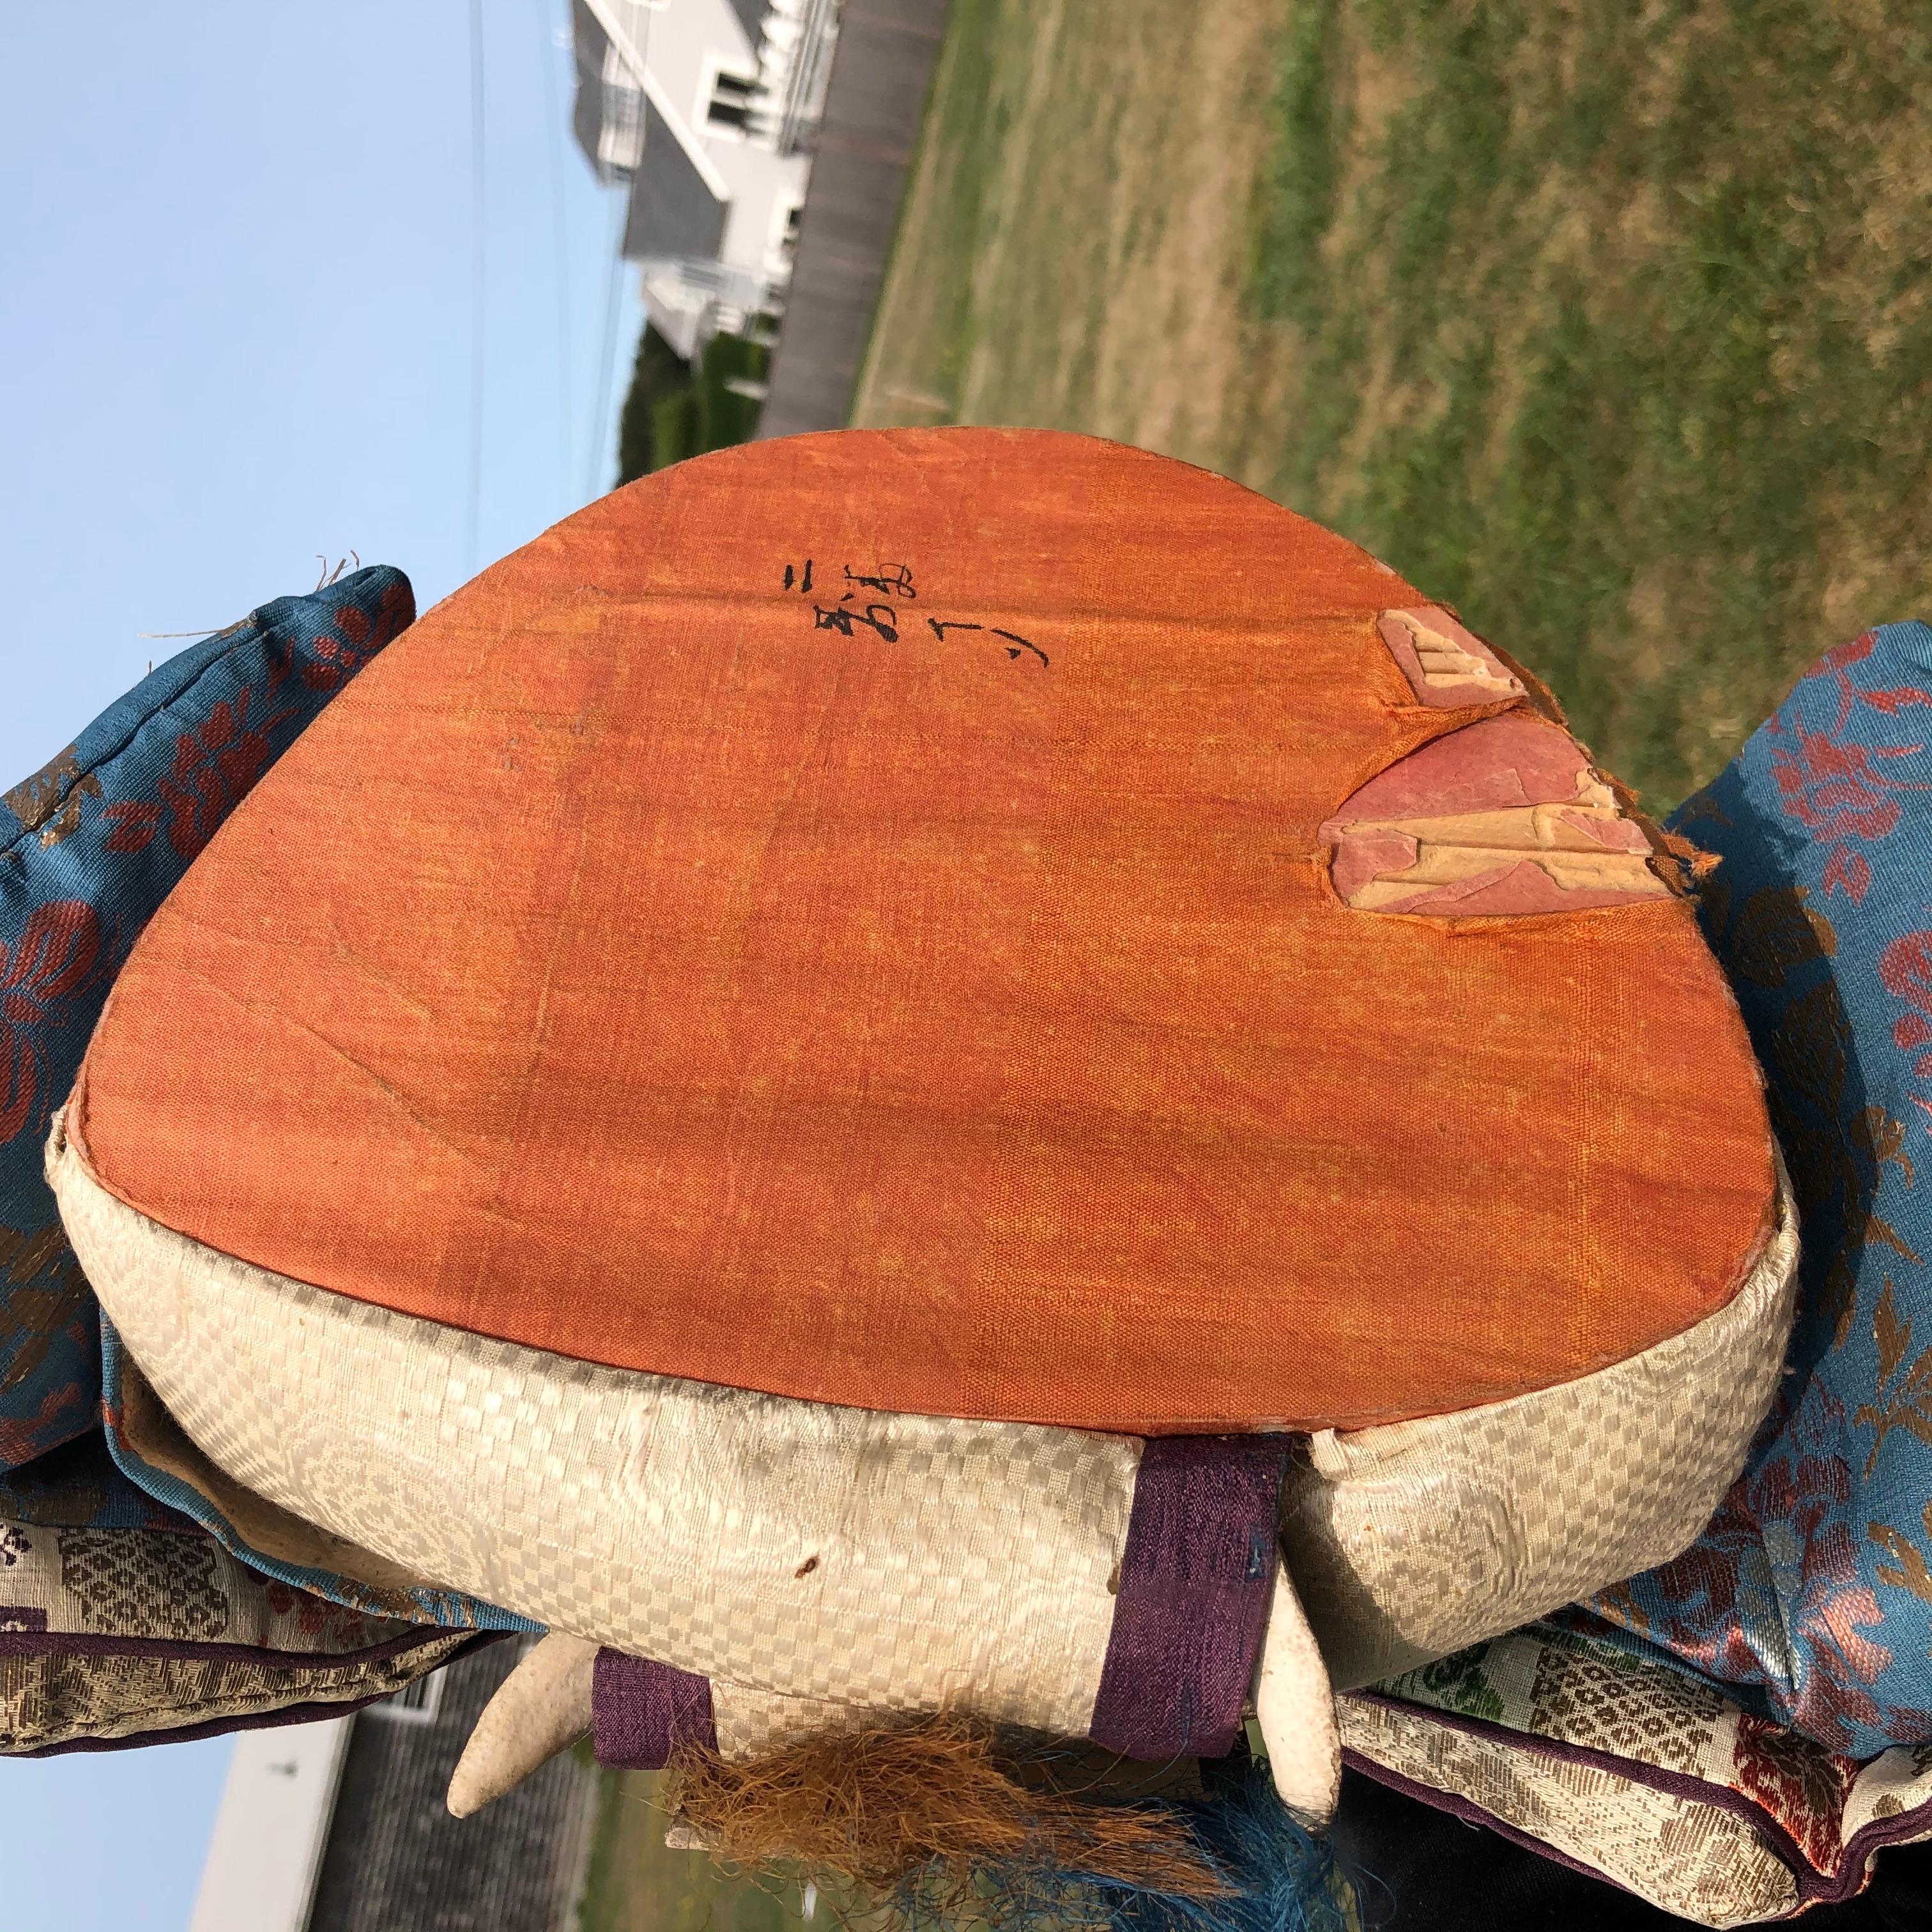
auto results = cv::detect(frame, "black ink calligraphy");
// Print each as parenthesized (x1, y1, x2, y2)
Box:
(779, 556, 1049, 670)
(990, 629, 1048, 667)
(841, 564, 916, 600)
(813, 602, 899, 641)
(926, 618, 1048, 667)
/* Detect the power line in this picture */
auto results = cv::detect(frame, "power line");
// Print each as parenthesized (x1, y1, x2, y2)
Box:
(535, 0, 573, 505)
(585, 189, 627, 502)
(464, 0, 488, 573)
(581, 0, 652, 502)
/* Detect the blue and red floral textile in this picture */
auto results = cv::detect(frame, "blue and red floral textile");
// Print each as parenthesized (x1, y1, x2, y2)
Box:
(0, 569, 412, 1475)
(1583, 619, 1932, 1758)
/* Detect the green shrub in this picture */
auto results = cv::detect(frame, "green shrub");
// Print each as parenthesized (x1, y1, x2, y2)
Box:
(615, 323, 774, 485)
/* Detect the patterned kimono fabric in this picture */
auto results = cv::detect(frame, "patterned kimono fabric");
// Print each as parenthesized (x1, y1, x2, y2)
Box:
(1609, 618, 1932, 1756)
(1, 569, 411, 1468)
(0, 571, 493, 1751)
(1344, 622, 1932, 1925)
(1328, 1763, 1932, 1931)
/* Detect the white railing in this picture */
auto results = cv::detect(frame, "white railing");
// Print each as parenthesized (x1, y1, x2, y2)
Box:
(748, 0, 840, 155)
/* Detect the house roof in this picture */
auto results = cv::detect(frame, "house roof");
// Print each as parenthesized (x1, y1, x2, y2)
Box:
(569, 0, 615, 178)
(723, 0, 769, 50)
(305, 1641, 596, 1932)
(622, 98, 729, 264)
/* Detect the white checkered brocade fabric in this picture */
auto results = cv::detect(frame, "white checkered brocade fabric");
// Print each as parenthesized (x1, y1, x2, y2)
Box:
(52, 1135, 1135, 1740)
(1281, 1176, 1800, 1690)
(53, 1122, 1797, 1736)
(710, 1680, 856, 1759)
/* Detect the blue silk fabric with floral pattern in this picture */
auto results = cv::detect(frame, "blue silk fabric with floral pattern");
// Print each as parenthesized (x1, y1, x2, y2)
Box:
(0, 569, 411, 1478)
(1579, 619, 1932, 1758)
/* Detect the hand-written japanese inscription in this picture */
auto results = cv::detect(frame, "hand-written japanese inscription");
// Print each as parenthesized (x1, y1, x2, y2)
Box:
(814, 602, 899, 641)
(926, 619, 1048, 667)
(843, 564, 916, 599)
(779, 560, 1048, 670)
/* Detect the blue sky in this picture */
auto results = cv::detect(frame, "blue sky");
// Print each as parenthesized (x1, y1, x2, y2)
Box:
(0, 4, 637, 1925)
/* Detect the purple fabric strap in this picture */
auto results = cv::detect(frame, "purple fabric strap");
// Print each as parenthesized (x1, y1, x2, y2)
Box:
(592, 1649, 717, 1768)
(1088, 1433, 1293, 1761)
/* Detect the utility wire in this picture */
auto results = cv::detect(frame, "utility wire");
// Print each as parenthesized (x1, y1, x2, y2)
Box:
(535, 0, 574, 505)
(465, 0, 488, 572)
(586, 194, 627, 502)
(582, 0, 650, 502)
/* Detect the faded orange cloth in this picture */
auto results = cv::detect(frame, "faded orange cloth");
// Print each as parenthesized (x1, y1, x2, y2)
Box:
(70, 430, 1774, 1432)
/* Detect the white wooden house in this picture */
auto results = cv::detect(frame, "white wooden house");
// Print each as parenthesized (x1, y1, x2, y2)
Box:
(572, 0, 839, 357)
(190, 1646, 594, 1932)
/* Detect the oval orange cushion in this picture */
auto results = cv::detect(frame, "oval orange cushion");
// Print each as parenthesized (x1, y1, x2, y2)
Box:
(72, 429, 1775, 1433)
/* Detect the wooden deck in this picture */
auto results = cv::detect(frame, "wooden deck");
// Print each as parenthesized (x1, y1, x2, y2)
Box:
(755, 0, 954, 438)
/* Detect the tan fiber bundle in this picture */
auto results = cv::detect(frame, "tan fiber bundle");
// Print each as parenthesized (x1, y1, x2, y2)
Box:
(668, 1713, 1229, 1902)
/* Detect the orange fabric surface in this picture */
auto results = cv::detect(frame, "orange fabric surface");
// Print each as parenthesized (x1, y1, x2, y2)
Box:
(72, 430, 1775, 1432)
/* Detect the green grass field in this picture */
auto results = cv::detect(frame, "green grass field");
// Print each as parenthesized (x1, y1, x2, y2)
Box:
(574, 1765, 908, 1932)
(574, 1767, 806, 1932)
(854, 0, 1932, 808)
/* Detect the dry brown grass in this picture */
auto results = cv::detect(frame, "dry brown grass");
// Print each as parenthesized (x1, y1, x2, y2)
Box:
(851, 0, 1284, 470)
